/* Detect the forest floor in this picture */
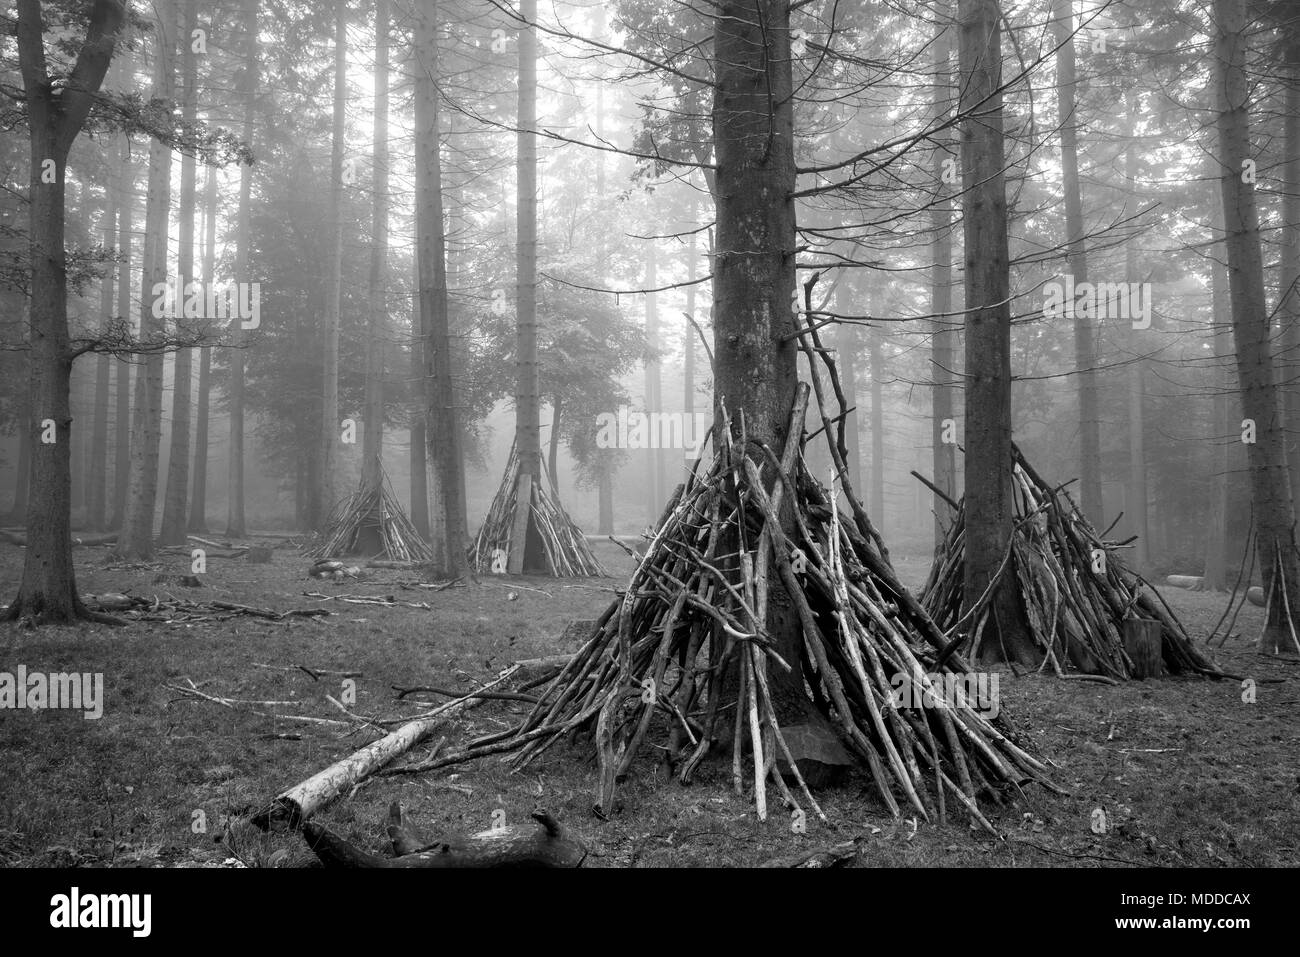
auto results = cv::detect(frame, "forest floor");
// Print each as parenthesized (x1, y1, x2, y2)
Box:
(0, 539, 1296, 868)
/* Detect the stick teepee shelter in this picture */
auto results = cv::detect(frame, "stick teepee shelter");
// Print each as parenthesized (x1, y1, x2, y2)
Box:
(416, 385, 1061, 833)
(919, 445, 1221, 678)
(309, 464, 436, 564)
(470, 442, 606, 577)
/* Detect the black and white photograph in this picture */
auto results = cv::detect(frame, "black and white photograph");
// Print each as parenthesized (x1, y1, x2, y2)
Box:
(0, 0, 1289, 930)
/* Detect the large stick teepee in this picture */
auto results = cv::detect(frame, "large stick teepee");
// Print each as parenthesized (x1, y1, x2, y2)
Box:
(920, 445, 1221, 678)
(470, 443, 606, 577)
(418, 385, 1060, 832)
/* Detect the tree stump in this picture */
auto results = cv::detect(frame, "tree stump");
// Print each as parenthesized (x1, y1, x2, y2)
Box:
(1123, 619, 1163, 679)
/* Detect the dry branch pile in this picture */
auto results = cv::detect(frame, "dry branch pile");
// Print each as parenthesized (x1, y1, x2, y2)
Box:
(418, 384, 1058, 833)
(85, 593, 331, 623)
(470, 443, 606, 577)
(920, 445, 1220, 678)
(308, 468, 435, 563)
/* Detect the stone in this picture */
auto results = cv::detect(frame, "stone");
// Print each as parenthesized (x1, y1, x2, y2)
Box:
(776, 721, 856, 788)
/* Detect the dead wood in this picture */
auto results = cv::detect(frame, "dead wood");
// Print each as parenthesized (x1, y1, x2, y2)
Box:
(304, 803, 587, 868)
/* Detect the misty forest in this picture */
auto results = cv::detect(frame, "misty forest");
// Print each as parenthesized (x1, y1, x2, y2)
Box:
(0, 0, 1296, 871)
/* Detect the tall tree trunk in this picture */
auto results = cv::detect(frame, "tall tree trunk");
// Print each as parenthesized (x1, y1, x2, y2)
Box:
(1204, 191, 1234, 590)
(508, 0, 542, 572)
(644, 237, 662, 523)
(189, 166, 217, 532)
(227, 0, 257, 538)
(362, 0, 389, 492)
(409, 250, 430, 540)
(160, 0, 198, 546)
(1051, 0, 1102, 521)
(6, 0, 125, 623)
(683, 228, 697, 479)
(354, 0, 391, 557)
(869, 329, 885, 525)
(835, 283, 862, 494)
(447, 116, 470, 536)
(315, 0, 347, 529)
(958, 0, 1033, 661)
(594, 9, 614, 535)
(712, 0, 805, 711)
(111, 134, 132, 529)
(1214, 0, 1300, 655)
(1281, 41, 1300, 491)
(930, 12, 958, 549)
(88, 156, 118, 530)
(1124, 92, 1149, 571)
(117, 0, 177, 560)
(416, 0, 468, 576)
(548, 397, 561, 490)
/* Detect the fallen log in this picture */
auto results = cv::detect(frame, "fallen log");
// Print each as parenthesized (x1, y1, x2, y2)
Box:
(252, 666, 519, 830)
(303, 805, 587, 868)
(1165, 575, 1205, 591)
(513, 654, 573, 676)
(0, 530, 117, 547)
(760, 837, 868, 868)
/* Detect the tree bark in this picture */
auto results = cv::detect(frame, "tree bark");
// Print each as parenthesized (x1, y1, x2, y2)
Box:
(683, 227, 698, 478)
(644, 236, 663, 523)
(930, 12, 958, 549)
(314, 0, 347, 530)
(1051, 0, 1102, 522)
(409, 252, 430, 540)
(869, 323, 885, 524)
(159, 0, 199, 546)
(1214, 0, 1300, 656)
(1124, 91, 1149, 572)
(117, 0, 178, 560)
(88, 157, 118, 531)
(349, 0, 391, 559)
(416, 0, 468, 576)
(516, 0, 540, 478)
(1281, 40, 1300, 494)
(548, 396, 561, 490)
(836, 296, 861, 494)
(958, 0, 1034, 661)
(227, 0, 257, 539)
(189, 166, 217, 532)
(712, 0, 805, 712)
(6, 0, 126, 623)
(362, 0, 390, 496)
(594, 6, 614, 537)
(111, 134, 132, 529)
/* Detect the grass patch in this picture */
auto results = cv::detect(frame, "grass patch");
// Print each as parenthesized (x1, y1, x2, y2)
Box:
(1, 542, 1296, 867)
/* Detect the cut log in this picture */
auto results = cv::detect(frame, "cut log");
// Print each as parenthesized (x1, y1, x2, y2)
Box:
(252, 667, 518, 830)
(1123, 619, 1164, 679)
(1165, 575, 1205, 591)
(386, 801, 429, 856)
(304, 806, 587, 868)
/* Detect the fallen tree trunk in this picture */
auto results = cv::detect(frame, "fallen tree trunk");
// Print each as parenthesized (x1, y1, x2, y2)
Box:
(304, 803, 587, 868)
(0, 530, 117, 547)
(252, 666, 519, 830)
